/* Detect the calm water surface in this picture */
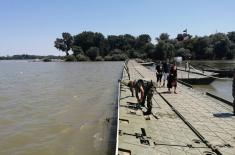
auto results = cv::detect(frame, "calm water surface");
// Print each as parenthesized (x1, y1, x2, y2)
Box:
(190, 60, 235, 102)
(0, 60, 123, 155)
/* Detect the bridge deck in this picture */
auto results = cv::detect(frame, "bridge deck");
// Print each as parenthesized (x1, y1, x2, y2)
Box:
(118, 60, 235, 155)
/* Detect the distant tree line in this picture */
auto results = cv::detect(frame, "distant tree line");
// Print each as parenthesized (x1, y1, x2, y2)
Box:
(54, 31, 235, 61)
(0, 54, 62, 60)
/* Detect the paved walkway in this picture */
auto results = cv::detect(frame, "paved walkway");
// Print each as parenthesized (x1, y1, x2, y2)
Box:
(118, 60, 235, 155)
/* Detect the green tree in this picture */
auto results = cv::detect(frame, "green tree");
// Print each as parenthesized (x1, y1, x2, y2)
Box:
(191, 36, 211, 59)
(73, 31, 105, 52)
(127, 49, 139, 58)
(226, 49, 235, 59)
(213, 39, 230, 59)
(135, 34, 151, 49)
(176, 48, 191, 59)
(71, 46, 84, 57)
(110, 49, 123, 55)
(53, 30, 235, 61)
(123, 34, 136, 49)
(154, 41, 175, 60)
(111, 54, 128, 61)
(153, 41, 165, 60)
(76, 54, 89, 61)
(156, 33, 169, 42)
(95, 56, 104, 61)
(64, 55, 77, 61)
(227, 31, 235, 43)
(209, 33, 230, 59)
(54, 32, 73, 56)
(86, 47, 100, 61)
(204, 47, 214, 59)
(143, 43, 155, 58)
(107, 35, 127, 51)
(165, 43, 175, 60)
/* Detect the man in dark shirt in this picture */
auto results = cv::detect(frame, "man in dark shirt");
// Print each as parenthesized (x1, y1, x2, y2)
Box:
(120, 79, 156, 115)
(135, 79, 155, 115)
(156, 63, 163, 87)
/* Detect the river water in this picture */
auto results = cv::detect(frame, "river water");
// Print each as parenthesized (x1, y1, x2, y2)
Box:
(190, 60, 234, 102)
(0, 60, 123, 155)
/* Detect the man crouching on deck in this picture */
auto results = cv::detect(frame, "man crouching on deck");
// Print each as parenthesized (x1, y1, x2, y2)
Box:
(120, 79, 156, 115)
(135, 79, 156, 115)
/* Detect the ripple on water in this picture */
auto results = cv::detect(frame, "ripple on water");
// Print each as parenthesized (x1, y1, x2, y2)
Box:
(0, 96, 10, 102)
(93, 132, 104, 150)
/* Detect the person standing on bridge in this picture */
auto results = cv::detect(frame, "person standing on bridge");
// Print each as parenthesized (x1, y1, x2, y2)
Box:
(233, 71, 235, 115)
(135, 79, 156, 115)
(167, 63, 178, 94)
(162, 61, 170, 87)
(156, 62, 163, 87)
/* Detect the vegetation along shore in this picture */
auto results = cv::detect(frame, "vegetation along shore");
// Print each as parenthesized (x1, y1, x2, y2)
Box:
(1, 31, 235, 62)
(54, 31, 235, 61)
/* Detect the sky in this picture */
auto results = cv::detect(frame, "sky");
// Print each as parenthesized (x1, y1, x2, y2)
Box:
(0, 0, 234, 56)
